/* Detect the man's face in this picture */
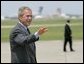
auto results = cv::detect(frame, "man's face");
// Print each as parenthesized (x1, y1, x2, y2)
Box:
(20, 9, 32, 26)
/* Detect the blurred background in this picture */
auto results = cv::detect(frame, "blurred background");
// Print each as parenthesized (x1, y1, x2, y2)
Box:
(1, 1, 83, 42)
(1, 1, 83, 63)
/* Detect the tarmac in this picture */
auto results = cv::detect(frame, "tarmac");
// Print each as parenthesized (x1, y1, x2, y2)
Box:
(1, 40, 83, 63)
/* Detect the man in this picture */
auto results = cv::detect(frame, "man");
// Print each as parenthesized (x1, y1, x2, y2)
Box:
(10, 6, 48, 63)
(63, 20, 74, 52)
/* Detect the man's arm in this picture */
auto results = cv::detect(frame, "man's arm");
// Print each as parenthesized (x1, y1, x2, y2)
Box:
(13, 26, 47, 46)
(13, 29, 39, 45)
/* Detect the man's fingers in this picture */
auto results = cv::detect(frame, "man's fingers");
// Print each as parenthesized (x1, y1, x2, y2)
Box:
(42, 28, 48, 32)
(39, 27, 47, 31)
(44, 29, 48, 32)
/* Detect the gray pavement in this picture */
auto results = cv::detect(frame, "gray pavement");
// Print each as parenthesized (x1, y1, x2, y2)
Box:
(1, 40, 83, 63)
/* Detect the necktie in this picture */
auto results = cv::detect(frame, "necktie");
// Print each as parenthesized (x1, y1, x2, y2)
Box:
(27, 28, 30, 34)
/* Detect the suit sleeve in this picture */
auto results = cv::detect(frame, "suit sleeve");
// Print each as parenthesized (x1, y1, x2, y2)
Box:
(65, 25, 71, 37)
(13, 29, 39, 45)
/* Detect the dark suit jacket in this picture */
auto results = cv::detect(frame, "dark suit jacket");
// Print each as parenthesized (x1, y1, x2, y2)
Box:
(10, 23, 39, 63)
(64, 24, 72, 39)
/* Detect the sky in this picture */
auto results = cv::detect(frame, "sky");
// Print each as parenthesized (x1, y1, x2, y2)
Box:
(1, 1, 83, 17)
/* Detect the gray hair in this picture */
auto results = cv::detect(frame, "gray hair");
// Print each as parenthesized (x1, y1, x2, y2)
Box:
(18, 6, 31, 17)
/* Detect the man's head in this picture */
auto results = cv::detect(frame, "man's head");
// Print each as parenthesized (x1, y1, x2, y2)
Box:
(18, 6, 32, 26)
(67, 20, 70, 23)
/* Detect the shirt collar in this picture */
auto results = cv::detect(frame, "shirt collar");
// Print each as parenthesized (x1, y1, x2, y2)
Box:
(66, 23, 71, 26)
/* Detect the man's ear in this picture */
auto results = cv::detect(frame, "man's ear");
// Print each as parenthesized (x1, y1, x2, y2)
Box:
(19, 16, 22, 20)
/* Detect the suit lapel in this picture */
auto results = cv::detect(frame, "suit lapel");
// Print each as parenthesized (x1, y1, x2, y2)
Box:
(17, 23, 30, 35)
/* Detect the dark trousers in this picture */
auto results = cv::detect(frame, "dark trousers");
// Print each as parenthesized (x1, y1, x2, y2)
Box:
(64, 37, 73, 51)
